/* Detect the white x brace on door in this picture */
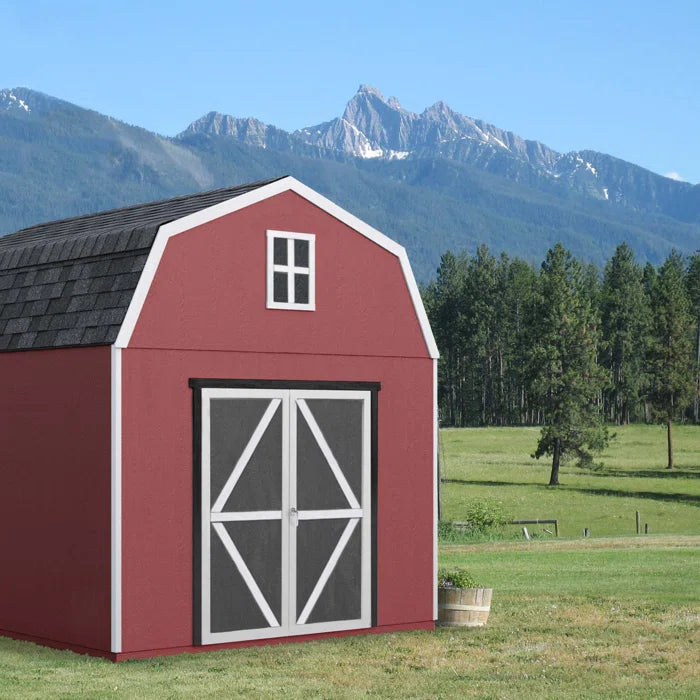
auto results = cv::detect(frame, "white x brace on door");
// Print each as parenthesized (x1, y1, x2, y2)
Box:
(198, 388, 371, 645)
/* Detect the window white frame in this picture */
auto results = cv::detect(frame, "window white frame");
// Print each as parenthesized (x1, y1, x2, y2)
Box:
(266, 230, 315, 310)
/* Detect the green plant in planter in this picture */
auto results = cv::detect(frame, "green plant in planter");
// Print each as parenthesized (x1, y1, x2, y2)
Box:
(437, 567, 481, 589)
(437, 568, 492, 627)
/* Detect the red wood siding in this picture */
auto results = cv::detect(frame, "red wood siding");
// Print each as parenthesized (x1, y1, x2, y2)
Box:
(121, 348, 433, 653)
(128, 191, 428, 358)
(0, 346, 111, 651)
(120, 191, 434, 653)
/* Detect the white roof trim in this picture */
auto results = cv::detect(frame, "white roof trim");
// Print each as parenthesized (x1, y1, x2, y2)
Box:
(113, 176, 439, 358)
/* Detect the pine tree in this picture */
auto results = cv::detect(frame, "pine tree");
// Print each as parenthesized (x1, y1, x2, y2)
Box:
(640, 262, 659, 422)
(505, 258, 538, 424)
(581, 261, 602, 310)
(600, 243, 650, 424)
(463, 245, 499, 425)
(428, 251, 467, 426)
(528, 243, 608, 485)
(686, 252, 700, 422)
(647, 251, 694, 469)
(642, 262, 657, 298)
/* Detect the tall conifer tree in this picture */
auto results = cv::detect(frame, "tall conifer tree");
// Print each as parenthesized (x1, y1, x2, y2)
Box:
(505, 258, 538, 424)
(429, 251, 466, 426)
(463, 245, 499, 425)
(600, 243, 650, 424)
(647, 251, 694, 468)
(528, 243, 608, 485)
(686, 252, 700, 422)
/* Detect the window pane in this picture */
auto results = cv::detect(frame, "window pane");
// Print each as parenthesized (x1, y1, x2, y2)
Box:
(294, 274, 309, 304)
(273, 272, 288, 302)
(294, 239, 309, 268)
(273, 238, 287, 265)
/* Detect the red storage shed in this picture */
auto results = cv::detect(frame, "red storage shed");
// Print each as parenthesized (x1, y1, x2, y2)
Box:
(0, 176, 438, 661)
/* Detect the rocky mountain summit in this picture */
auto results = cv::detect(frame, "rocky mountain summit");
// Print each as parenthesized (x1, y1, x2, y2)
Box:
(184, 85, 696, 219)
(297, 85, 559, 165)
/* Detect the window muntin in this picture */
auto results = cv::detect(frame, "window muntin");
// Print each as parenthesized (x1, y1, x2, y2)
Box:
(266, 231, 315, 310)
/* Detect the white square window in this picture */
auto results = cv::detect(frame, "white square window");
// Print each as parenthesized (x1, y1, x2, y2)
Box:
(266, 230, 315, 310)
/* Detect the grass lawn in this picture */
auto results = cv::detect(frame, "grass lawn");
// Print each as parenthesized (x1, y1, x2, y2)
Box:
(1, 537, 698, 698)
(440, 424, 700, 537)
(1, 425, 698, 697)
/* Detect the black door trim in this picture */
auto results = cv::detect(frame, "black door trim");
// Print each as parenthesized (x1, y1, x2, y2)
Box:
(189, 378, 381, 392)
(191, 378, 380, 644)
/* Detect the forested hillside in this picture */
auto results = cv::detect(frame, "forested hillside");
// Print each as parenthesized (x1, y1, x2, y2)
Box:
(1, 87, 699, 283)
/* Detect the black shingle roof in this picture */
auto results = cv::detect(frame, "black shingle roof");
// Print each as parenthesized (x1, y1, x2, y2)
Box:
(0, 177, 283, 351)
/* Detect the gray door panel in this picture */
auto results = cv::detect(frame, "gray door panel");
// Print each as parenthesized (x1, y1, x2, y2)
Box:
(201, 389, 370, 643)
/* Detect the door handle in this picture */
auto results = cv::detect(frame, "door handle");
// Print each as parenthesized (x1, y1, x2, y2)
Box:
(290, 507, 298, 527)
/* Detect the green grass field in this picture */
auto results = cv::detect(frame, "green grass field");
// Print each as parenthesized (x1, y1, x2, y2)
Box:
(1, 424, 698, 697)
(440, 424, 700, 537)
(1, 537, 697, 698)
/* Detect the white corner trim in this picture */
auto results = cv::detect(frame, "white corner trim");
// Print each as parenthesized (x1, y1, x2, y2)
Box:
(114, 176, 438, 358)
(110, 345, 122, 653)
(397, 249, 439, 359)
(432, 357, 438, 622)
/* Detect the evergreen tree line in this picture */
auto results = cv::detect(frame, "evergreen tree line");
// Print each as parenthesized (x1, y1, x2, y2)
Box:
(423, 243, 700, 451)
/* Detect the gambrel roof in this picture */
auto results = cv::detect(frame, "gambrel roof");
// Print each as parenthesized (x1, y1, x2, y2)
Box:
(0, 179, 282, 351)
(0, 176, 438, 357)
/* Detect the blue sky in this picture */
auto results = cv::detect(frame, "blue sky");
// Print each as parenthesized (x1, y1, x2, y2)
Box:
(2, 1, 699, 182)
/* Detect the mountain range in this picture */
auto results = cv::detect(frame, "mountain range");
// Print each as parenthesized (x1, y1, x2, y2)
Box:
(1, 84, 698, 281)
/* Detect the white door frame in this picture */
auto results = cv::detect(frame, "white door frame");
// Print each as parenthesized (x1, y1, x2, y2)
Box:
(197, 386, 372, 645)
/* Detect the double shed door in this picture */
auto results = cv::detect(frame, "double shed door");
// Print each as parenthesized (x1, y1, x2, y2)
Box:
(197, 388, 372, 645)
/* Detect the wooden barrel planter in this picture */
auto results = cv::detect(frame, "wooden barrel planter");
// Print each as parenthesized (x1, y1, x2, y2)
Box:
(437, 587, 492, 627)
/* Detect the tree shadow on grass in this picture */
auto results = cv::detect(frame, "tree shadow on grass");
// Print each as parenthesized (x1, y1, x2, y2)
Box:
(443, 478, 541, 488)
(443, 478, 700, 505)
(587, 468, 699, 480)
(554, 485, 700, 505)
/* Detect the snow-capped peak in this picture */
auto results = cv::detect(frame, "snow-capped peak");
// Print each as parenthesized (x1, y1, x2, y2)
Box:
(356, 84, 385, 98)
(0, 89, 31, 113)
